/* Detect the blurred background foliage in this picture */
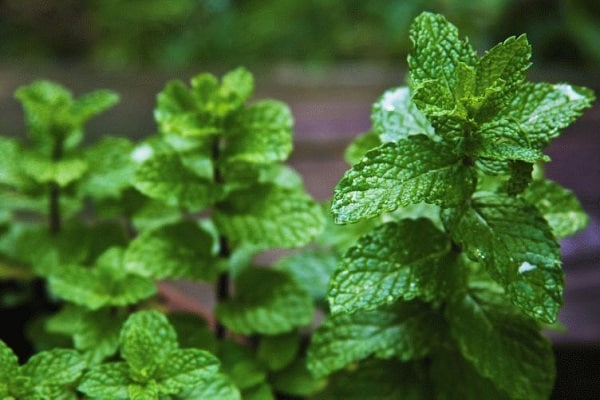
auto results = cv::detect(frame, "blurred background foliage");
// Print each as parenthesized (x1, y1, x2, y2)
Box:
(0, 0, 599, 71)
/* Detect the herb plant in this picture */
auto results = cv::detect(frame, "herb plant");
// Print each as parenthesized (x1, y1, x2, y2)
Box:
(306, 12, 594, 400)
(0, 11, 595, 400)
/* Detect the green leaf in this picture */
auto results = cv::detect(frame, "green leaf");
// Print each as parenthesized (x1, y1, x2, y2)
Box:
(133, 151, 220, 210)
(522, 179, 589, 239)
(125, 221, 219, 280)
(178, 372, 241, 400)
(431, 348, 511, 400)
(344, 130, 382, 165)
(21, 349, 86, 390)
(408, 12, 477, 97)
(168, 313, 218, 353)
(275, 248, 338, 303)
(78, 137, 136, 199)
(220, 67, 254, 110)
(475, 119, 548, 163)
(0, 340, 19, 380)
(78, 362, 130, 399)
(271, 358, 327, 397)
(48, 248, 156, 310)
(22, 154, 88, 187)
(222, 100, 293, 164)
(328, 219, 463, 314)
(447, 289, 555, 399)
(243, 383, 275, 400)
(371, 87, 435, 143)
(444, 194, 563, 323)
(71, 89, 120, 122)
(307, 301, 442, 378)
(214, 184, 324, 251)
(120, 311, 178, 380)
(155, 349, 220, 395)
(216, 267, 314, 335)
(257, 332, 300, 371)
(497, 82, 595, 148)
(0, 137, 30, 188)
(128, 381, 159, 400)
(332, 136, 476, 223)
(218, 341, 267, 390)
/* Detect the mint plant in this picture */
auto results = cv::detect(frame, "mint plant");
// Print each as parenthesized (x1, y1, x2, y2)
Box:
(307, 12, 594, 400)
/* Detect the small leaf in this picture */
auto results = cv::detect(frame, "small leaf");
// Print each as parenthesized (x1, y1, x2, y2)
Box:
(328, 219, 462, 314)
(371, 87, 435, 143)
(222, 100, 293, 164)
(498, 82, 595, 148)
(257, 332, 300, 371)
(120, 311, 178, 379)
(475, 119, 548, 163)
(216, 267, 314, 335)
(218, 341, 267, 390)
(155, 349, 220, 395)
(444, 194, 563, 323)
(214, 184, 324, 251)
(22, 154, 88, 187)
(332, 136, 476, 223)
(344, 130, 382, 165)
(220, 67, 254, 110)
(522, 179, 589, 239)
(0, 137, 30, 188)
(307, 301, 442, 377)
(78, 362, 130, 399)
(271, 358, 327, 397)
(133, 151, 220, 210)
(178, 372, 241, 400)
(0, 340, 19, 380)
(71, 89, 120, 122)
(125, 221, 219, 280)
(128, 381, 159, 400)
(447, 289, 555, 400)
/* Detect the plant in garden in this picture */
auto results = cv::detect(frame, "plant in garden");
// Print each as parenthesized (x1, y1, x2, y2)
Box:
(307, 11, 594, 400)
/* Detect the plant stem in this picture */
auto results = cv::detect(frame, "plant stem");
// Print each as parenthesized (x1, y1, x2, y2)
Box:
(215, 237, 230, 340)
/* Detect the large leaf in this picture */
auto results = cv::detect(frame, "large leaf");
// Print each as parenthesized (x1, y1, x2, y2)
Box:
(21, 349, 86, 387)
(214, 184, 324, 250)
(475, 119, 548, 163)
(155, 349, 220, 395)
(125, 220, 219, 280)
(78, 362, 130, 400)
(307, 301, 443, 378)
(444, 194, 563, 323)
(178, 372, 241, 400)
(447, 289, 555, 400)
(328, 219, 462, 314)
(216, 267, 314, 335)
(332, 136, 475, 223)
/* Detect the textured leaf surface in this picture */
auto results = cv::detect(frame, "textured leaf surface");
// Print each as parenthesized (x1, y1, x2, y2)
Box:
(22, 155, 88, 187)
(476, 119, 548, 162)
(22, 349, 86, 387)
(343, 130, 382, 165)
(120, 311, 178, 379)
(179, 372, 241, 400)
(498, 82, 595, 148)
(222, 100, 293, 164)
(133, 151, 219, 210)
(216, 268, 314, 335)
(155, 349, 219, 395)
(214, 184, 324, 250)
(332, 136, 475, 223)
(447, 289, 555, 399)
(0, 340, 19, 379)
(329, 219, 462, 313)
(308, 301, 442, 378)
(78, 362, 130, 399)
(371, 87, 435, 142)
(125, 221, 218, 280)
(522, 179, 588, 239)
(444, 194, 563, 323)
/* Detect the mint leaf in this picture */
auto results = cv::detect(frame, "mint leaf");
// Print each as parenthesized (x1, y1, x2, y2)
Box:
(218, 341, 267, 390)
(133, 151, 220, 210)
(214, 185, 324, 250)
(475, 119, 548, 163)
(125, 221, 219, 280)
(222, 100, 293, 164)
(371, 87, 435, 143)
(0, 340, 19, 380)
(21, 349, 86, 398)
(0, 137, 30, 188)
(120, 311, 178, 380)
(78, 137, 136, 199)
(168, 313, 218, 353)
(216, 267, 314, 335)
(522, 179, 589, 239)
(128, 381, 159, 400)
(243, 383, 275, 400)
(447, 289, 555, 399)
(344, 130, 382, 165)
(219, 67, 254, 110)
(179, 372, 240, 400)
(408, 12, 477, 92)
(444, 194, 563, 323)
(155, 349, 219, 395)
(48, 247, 156, 310)
(329, 219, 464, 313)
(307, 301, 442, 378)
(22, 154, 88, 187)
(257, 332, 300, 372)
(271, 358, 327, 397)
(332, 136, 476, 223)
(498, 82, 595, 148)
(78, 362, 130, 399)
(71, 89, 120, 122)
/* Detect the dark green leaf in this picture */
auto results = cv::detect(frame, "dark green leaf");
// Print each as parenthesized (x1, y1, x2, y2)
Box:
(218, 341, 267, 390)
(216, 267, 314, 335)
(307, 301, 442, 377)
(257, 332, 300, 371)
(271, 358, 327, 397)
(243, 383, 275, 400)
(475, 119, 548, 163)
(332, 136, 475, 223)
(168, 313, 218, 353)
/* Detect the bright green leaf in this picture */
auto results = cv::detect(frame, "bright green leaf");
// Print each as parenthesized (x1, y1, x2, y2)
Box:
(71, 89, 120, 122)
(307, 301, 442, 378)
(178, 372, 241, 400)
(344, 130, 382, 165)
(128, 381, 159, 400)
(125, 221, 219, 280)
(332, 136, 476, 223)
(522, 179, 589, 238)
(214, 184, 324, 251)
(328, 219, 462, 314)
(155, 349, 220, 395)
(78, 362, 130, 399)
(447, 289, 555, 399)
(21, 349, 85, 388)
(216, 267, 314, 335)
(0, 340, 19, 380)
(444, 194, 563, 323)
(22, 154, 88, 187)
